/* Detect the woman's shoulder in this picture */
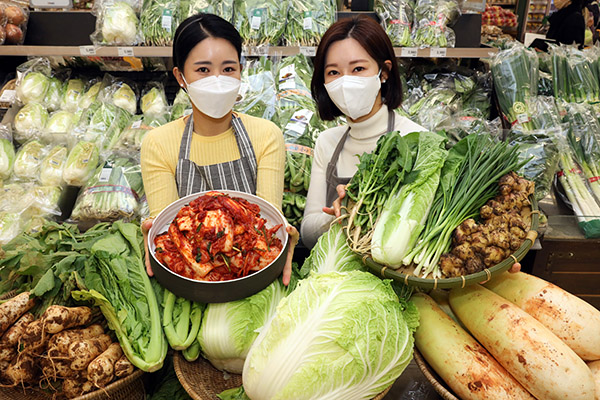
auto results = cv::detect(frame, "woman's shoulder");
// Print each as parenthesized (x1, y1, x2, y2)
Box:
(394, 113, 427, 134)
(315, 124, 348, 146)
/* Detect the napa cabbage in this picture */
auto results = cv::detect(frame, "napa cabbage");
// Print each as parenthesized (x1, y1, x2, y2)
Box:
(13, 103, 49, 142)
(45, 111, 78, 134)
(43, 77, 64, 112)
(0, 139, 15, 181)
(62, 79, 86, 112)
(17, 72, 50, 104)
(199, 280, 288, 374)
(40, 145, 68, 186)
(242, 271, 417, 400)
(371, 131, 447, 266)
(141, 87, 168, 117)
(101, 1, 139, 45)
(13, 140, 45, 180)
(113, 83, 137, 115)
(62, 141, 100, 186)
(79, 82, 103, 110)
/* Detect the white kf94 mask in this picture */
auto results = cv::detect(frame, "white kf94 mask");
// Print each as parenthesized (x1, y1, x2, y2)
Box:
(324, 71, 382, 120)
(182, 74, 241, 119)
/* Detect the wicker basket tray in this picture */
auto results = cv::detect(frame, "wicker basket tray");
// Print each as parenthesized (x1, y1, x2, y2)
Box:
(0, 369, 145, 400)
(173, 352, 393, 400)
(356, 196, 540, 290)
(414, 350, 459, 400)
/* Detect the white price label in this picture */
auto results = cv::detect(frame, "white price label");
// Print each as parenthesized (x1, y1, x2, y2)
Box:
(79, 46, 96, 56)
(118, 47, 135, 57)
(251, 15, 262, 30)
(279, 65, 296, 90)
(162, 9, 173, 31)
(99, 167, 112, 182)
(303, 16, 313, 30)
(430, 47, 447, 57)
(131, 119, 143, 129)
(299, 46, 316, 57)
(0, 89, 16, 103)
(517, 113, 530, 124)
(400, 47, 418, 57)
(257, 45, 269, 56)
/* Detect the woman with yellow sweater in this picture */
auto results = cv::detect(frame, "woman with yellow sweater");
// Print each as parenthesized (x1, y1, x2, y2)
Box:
(141, 13, 297, 284)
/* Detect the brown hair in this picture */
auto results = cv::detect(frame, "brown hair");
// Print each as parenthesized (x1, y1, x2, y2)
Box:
(311, 15, 402, 121)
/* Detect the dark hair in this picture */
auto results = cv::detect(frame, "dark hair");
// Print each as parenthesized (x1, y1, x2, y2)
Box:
(311, 15, 402, 121)
(173, 13, 243, 70)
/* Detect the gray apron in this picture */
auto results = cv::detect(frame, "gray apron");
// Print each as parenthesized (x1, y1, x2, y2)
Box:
(325, 110, 396, 206)
(176, 114, 258, 197)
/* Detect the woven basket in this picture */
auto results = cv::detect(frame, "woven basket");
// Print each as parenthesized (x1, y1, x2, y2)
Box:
(359, 196, 540, 289)
(413, 350, 459, 400)
(174, 352, 392, 400)
(0, 369, 145, 400)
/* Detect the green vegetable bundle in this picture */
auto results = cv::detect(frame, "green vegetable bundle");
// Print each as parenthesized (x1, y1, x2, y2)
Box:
(284, 0, 336, 46)
(162, 290, 204, 351)
(170, 89, 192, 121)
(375, 0, 414, 47)
(233, 0, 288, 46)
(282, 192, 306, 228)
(71, 154, 144, 222)
(491, 44, 538, 131)
(412, 0, 460, 48)
(550, 45, 600, 104)
(184, 0, 234, 21)
(234, 57, 277, 120)
(141, 0, 183, 46)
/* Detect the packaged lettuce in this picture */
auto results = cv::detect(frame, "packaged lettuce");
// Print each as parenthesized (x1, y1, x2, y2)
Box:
(30, 185, 63, 217)
(0, 211, 23, 245)
(79, 81, 103, 111)
(62, 141, 100, 186)
(13, 140, 45, 180)
(170, 89, 192, 121)
(112, 83, 137, 114)
(141, 86, 168, 118)
(16, 71, 50, 105)
(62, 79, 86, 112)
(45, 111, 79, 135)
(0, 138, 15, 181)
(40, 145, 68, 186)
(43, 77, 65, 112)
(13, 102, 49, 143)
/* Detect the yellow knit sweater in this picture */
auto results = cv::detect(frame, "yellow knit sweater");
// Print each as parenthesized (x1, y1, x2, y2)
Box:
(141, 113, 285, 217)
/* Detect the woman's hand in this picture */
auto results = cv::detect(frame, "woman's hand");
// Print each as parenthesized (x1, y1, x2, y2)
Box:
(283, 225, 300, 286)
(323, 184, 347, 218)
(141, 218, 154, 276)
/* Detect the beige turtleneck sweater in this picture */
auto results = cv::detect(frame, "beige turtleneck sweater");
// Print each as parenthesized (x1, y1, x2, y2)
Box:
(300, 105, 425, 248)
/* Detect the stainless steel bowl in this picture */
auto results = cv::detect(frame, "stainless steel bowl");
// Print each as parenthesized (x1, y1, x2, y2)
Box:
(147, 190, 289, 303)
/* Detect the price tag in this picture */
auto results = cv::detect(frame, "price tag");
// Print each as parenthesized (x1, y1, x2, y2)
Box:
(400, 47, 418, 57)
(79, 46, 97, 56)
(430, 47, 447, 57)
(251, 9, 263, 30)
(303, 11, 313, 30)
(162, 9, 173, 32)
(256, 45, 269, 56)
(299, 46, 317, 57)
(279, 65, 296, 90)
(131, 119, 143, 129)
(118, 47, 135, 57)
(517, 113, 530, 124)
(0, 89, 16, 103)
(99, 167, 112, 183)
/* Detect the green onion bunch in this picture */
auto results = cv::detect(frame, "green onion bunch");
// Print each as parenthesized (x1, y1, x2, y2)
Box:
(285, 0, 337, 46)
(375, 0, 414, 47)
(233, 0, 288, 46)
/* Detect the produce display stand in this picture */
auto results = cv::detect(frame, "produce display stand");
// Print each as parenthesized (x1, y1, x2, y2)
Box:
(172, 352, 394, 400)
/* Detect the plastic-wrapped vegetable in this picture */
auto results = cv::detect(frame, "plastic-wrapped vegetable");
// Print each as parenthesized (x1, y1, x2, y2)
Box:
(0, 211, 23, 245)
(16, 71, 50, 105)
(78, 101, 132, 150)
(185, 0, 233, 21)
(141, 85, 168, 118)
(112, 83, 137, 114)
(113, 114, 162, 151)
(79, 81, 103, 111)
(170, 89, 192, 121)
(43, 77, 65, 112)
(0, 138, 15, 181)
(44, 110, 79, 135)
(39, 145, 68, 186)
(276, 54, 313, 109)
(13, 102, 49, 143)
(375, 0, 414, 47)
(71, 153, 144, 222)
(30, 185, 63, 217)
(234, 57, 277, 120)
(63, 141, 100, 186)
(61, 79, 86, 112)
(285, 0, 336, 46)
(93, 0, 141, 45)
(233, 0, 288, 46)
(13, 140, 45, 180)
(412, 0, 459, 48)
(140, 0, 183, 46)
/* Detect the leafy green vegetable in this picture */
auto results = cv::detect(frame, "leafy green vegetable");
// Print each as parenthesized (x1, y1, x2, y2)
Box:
(411, 0, 459, 48)
(141, 86, 168, 117)
(99, 1, 140, 45)
(371, 131, 447, 266)
(198, 279, 288, 374)
(375, 0, 413, 47)
(45, 110, 78, 134)
(17, 72, 50, 105)
(242, 271, 416, 400)
(39, 145, 68, 186)
(13, 140, 45, 180)
(62, 141, 100, 187)
(0, 138, 15, 181)
(13, 102, 49, 143)
(185, 0, 234, 21)
(233, 0, 288, 46)
(112, 83, 137, 115)
(43, 77, 65, 112)
(285, 0, 336, 46)
(62, 79, 86, 112)
(0, 212, 23, 246)
(141, 0, 184, 46)
(162, 290, 204, 351)
(79, 81, 103, 111)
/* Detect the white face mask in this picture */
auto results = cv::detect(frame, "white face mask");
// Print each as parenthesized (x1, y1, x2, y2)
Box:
(182, 74, 241, 119)
(324, 71, 382, 120)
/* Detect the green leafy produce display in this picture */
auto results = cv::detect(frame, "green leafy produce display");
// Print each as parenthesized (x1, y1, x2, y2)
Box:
(282, 191, 305, 228)
(412, 0, 460, 48)
(184, 0, 234, 21)
(284, 0, 336, 46)
(234, 57, 277, 120)
(375, 0, 414, 47)
(550, 45, 600, 104)
(233, 0, 288, 46)
(141, 0, 184, 46)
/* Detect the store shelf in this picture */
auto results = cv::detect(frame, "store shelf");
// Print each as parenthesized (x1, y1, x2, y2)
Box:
(0, 45, 498, 59)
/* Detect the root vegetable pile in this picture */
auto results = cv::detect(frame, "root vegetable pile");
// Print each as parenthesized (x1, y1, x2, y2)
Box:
(0, 297, 135, 399)
(440, 172, 535, 277)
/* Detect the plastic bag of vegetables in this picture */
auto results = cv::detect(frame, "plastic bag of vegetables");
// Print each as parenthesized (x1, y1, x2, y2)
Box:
(78, 101, 133, 150)
(44, 110, 79, 136)
(61, 78, 86, 112)
(79, 81, 104, 111)
(184, 0, 234, 21)
(92, 0, 142, 46)
(70, 152, 144, 222)
(13, 102, 49, 143)
(375, 0, 414, 47)
(112, 114, 162, 151)
(233, 0, 288, 46)
(16, 65, 51, 105)
(62, 140, 100, 187)
(285, 0, 336, 46)
(12, 139, 46, 181)
(234, 57, 278, 120)
(141, 83, 168, 118)
(140, 0, 184, 46)
(411, 0, 460, 48)
(0, 210, 24, 245)
(28, 185, 63, 217)
(43, 76, 65, 112)
(98, 76, 138, 115)
(39, 145, 68, 186)
(0, 137, 15, 181)
(169, 88, 192, 121)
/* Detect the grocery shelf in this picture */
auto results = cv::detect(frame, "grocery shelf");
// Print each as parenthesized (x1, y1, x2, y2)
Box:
(0, 45, 499, 58)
